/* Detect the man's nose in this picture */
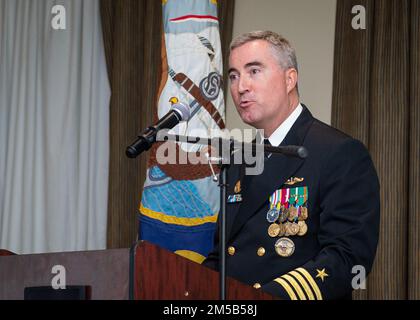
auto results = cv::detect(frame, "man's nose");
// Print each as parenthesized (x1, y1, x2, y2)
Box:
(238, 75, 250, 94)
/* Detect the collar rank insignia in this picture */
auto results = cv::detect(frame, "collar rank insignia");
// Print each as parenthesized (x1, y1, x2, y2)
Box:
(285, 177, 304, 186)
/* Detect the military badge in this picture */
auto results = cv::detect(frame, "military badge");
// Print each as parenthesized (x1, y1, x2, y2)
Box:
(227, 194, 242, 203)
(285, 177, 304, 185)
(267, 186, 310, 257)
(234, 180, 241, 194)
(266, 189, 281, 222)
(268, 223, 281, 237)
(266, 208, 280, 223)
(297, 221, 308, 236)
(228, 180, 243, 203)
(275, 237, 295, 257)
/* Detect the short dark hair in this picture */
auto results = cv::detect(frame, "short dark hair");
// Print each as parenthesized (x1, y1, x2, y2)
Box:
(230, 30, 299, 73)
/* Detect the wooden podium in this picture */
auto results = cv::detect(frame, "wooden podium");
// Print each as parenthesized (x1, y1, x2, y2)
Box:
(0, 241, 275, 300)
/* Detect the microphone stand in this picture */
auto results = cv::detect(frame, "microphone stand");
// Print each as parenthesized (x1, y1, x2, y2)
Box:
(155, 131, 308, 300)
(218, 162, 228, 300)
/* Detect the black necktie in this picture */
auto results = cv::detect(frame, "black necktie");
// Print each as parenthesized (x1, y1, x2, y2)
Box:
(264, 139, 272, 159)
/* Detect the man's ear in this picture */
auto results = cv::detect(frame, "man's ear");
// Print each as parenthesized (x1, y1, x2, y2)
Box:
(285, 68, 298, 94)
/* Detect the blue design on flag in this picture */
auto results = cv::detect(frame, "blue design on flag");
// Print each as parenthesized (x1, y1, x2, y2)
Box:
(142, 166, 213, 219)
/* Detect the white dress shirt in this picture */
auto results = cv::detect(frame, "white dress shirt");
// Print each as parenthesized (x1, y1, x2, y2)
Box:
(257, 103, 303, 147)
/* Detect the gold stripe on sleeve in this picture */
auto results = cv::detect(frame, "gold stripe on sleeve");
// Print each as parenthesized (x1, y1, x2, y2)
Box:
(295, 268, 323, 300)
(281, 274, 307, 300)
(274, 277, 298, 300)
(289, 271, 316, 300)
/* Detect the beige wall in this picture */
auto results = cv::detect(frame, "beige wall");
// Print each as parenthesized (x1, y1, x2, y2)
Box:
(226, 0, 337, 137)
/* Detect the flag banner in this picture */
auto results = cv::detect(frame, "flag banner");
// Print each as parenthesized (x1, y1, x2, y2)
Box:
(138, 0, 225, 264)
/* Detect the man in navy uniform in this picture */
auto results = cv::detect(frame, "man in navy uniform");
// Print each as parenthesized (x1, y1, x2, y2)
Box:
(203, 31, 380, 300)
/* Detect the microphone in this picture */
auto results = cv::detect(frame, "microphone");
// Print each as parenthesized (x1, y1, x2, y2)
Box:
(126, 102, 191, 158)
(264, 144, 308, 159)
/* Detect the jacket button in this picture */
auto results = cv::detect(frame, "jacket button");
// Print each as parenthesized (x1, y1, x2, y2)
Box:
(253, 283, 261, 289)
(228, 246, 236, 256)
(257, 247, 266, 256)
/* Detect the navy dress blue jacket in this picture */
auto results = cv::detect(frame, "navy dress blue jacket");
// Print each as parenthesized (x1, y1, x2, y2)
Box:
(203, 105, 380, 300)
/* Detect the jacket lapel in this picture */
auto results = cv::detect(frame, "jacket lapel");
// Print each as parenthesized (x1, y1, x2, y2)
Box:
(228, 105, 314, 240)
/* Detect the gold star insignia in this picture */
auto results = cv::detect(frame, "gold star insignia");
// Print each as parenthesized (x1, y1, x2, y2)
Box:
(316, 268, 329, 282)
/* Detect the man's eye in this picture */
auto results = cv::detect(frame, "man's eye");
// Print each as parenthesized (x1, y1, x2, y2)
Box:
(251, 68, 260, 75)
(229, 74, 238, 81)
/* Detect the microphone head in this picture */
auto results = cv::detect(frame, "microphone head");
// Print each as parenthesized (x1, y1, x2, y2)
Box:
(172, 102, 191, 121)
(297, 146, 308, 159)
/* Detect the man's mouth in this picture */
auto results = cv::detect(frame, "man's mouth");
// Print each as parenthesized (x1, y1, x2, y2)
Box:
(239, 100, 254, 108)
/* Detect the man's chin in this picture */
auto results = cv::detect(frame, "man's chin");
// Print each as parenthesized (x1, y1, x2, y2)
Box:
(240, 115, 260, 128)
(241, 118, 255, 126)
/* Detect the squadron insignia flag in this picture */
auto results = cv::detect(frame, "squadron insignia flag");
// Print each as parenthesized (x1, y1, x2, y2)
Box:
(138, 0, 225, 264)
